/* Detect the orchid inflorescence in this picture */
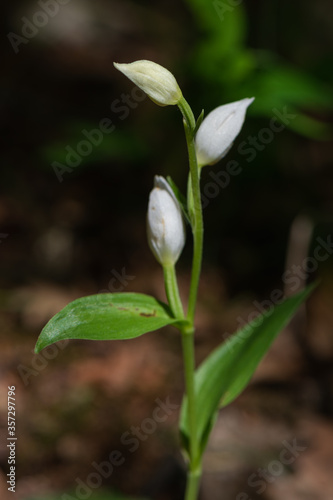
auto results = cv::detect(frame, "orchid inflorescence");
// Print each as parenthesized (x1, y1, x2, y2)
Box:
(114, 60, 253, 268)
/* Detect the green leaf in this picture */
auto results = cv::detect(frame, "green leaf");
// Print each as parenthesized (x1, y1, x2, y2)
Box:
(193, 109, 205, 135)
(35, 293, 179, 353)
(166, 175, 190, 223)
(180, 284, 315, 455)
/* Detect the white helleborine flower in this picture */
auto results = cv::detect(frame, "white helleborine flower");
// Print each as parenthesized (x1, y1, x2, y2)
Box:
(147, 176, 185, 266)
(195, 97, 255, 167)
(114, 60, 182, 107)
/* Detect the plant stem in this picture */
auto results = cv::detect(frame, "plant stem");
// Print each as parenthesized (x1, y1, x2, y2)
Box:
(177, 96, 205, 500)
(181, 325, 200, 463)
(163, 263, 203, 499)
(184, 467, 202, 500)
(163, 264, 185, 320)
(178, 97, 204, 325)
(185, 136, 203, 325)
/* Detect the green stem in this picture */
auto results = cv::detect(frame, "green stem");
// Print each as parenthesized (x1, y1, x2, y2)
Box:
(178, 97, 204, 325)
(163, 264, 185, 320)
(181, 326, 200, 466)
(185, 144, 203, 324)
(184, 467, 202, 500)
(177, 96, 205, 500)
(178, 96, 196, 130)
(163, 264, 203, 499)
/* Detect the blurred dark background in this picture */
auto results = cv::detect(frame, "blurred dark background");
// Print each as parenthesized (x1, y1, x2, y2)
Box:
(0, 1, 333, 499)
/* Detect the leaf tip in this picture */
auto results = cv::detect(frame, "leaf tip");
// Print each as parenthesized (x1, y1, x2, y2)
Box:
(34, 339, 43, 354)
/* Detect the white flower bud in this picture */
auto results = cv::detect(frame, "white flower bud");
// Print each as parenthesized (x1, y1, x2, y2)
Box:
(114, 60, 182, 107)
(195, 97, 255, 167)
(147, 176, 185, 266)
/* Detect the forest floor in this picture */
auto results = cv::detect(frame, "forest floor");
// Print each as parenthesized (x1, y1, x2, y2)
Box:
(1, 268, 333, 500)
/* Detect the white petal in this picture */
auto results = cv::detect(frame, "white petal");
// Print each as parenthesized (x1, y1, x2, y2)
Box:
(195, 97, 254, 166)
(147, 177, 185, 266)
(114, 60, 182, 106)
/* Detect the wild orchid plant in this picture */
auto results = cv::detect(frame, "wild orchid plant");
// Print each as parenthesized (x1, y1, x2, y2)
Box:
(35, 60, 314, 500)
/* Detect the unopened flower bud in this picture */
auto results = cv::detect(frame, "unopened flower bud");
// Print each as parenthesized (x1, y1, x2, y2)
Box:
(114, 60, 182, 106)
(195, 97, 254, 167)
(147, 176, 185, 266)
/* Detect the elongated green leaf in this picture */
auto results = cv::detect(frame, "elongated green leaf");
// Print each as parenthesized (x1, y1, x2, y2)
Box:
(180, 284, 315, 454)
(35, 293, 179, 353)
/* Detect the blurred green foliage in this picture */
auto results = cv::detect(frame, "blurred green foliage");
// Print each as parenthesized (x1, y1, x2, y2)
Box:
(2, 0, 332, 295)
(184, 0, 333, 139)
(41, 121, 149, 170)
